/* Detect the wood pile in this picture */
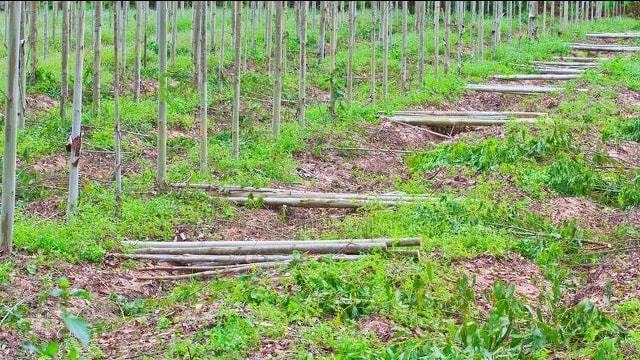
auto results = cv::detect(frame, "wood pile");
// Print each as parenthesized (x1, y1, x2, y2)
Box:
(585, 32, 640, 39)
(570, 43, 640, 52)
(466, 83, 561, 94)
(386, 110, 545, 126)
(119, 238, 422, 280)
(170, 184, 432, 208)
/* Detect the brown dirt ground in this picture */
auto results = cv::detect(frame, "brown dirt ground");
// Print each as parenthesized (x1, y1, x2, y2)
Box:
(572, 249, 640, 307)
(416, 91, 559, 113)
(454, 253, 549, 313)
(357, 315, 396, 342)
(26, 94, 58, 116)
(614, 86, 640, 117)
(606, 140, 640, 167)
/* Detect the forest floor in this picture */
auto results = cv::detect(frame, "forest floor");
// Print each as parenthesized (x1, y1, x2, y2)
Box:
(1, 13, 640, 360)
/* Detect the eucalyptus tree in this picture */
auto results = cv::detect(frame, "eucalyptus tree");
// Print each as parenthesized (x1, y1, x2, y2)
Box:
(443, 1, 451, 75)
(1, 1, 21, 254)
(157, 1, 168, 184)
(434, 1, 440, 77)
(93, 1, 102, 110)
(265, 1, 273, 70)
(199, 0, 208, 173)
(29, 1, 37, 85)
(60, 1, 69, 120)
(562, 1, 568, 32)
(329, 1, 338, 114)
(171, 1, 178, 64)
(114, 0, 122, 217)
(210, 0, 216, 52)
(528, 1, 538, 39)
(134, 0, 142, 102)
(298, 0, 307, 125)
(66, 1, 85, 219)
(120, 1, 127, 79)
(478, 1, 484, 60)
(43, 1, 48, 59)
(193, 1, 202, 89)
(370, 0, 376, 101)
(317, 1, 326, 63)
(416, 1, 424, 87)
(381, 1, 388, 96)
(143, 1, 148, 68)
(272, 1, 283, 136)
(456, 1, 463, 73)
(346, 1, 355, 102)
(232, 1, 241, 160)
(17, 3, 25, 129)
(470, 1, 477, 59)
(219, 1, 226, 86)
(401, 1, 408, 92)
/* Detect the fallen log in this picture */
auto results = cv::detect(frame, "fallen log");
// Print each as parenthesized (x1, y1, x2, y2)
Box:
(466, 84, 561, 94)
(570, 44, 640, 52)
(118, 253, 364, 264)
(391, 110, 546, 118)
(553, 56, 602, 62)
(138, 261, 290, 280)
(534, 67, 584, 75)
(133, 242, 391, 256)
(585, 33, 640, 39)
(491, 74, 579, 81)
(532, 61, 598, 68)
(222, 196, 426, 208)
(124, 237, 422, 249)
(391, 116, 538, 126)
(322, 146, 414, 154)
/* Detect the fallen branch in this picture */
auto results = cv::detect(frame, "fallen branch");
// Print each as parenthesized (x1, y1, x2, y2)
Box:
(585, 32, 640, 39)
(134, 242, 388, 255)
(466, 83, 562, 94)
(491, 74, 579, 81)
(570, 43, 640, 52)
(124, 237, 421, 249)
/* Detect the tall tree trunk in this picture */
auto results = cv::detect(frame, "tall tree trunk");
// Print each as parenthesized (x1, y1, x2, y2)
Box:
(193, 1, 202, 89)
(1, 1, 21, 254)
(210, 0, 216, 52)
(381, 1, 388, 96)
(370, 0, 376, 101)
(470, 1, 477, 59)
(417, 1, 424, 87)
(43, 1, 48, 59)
(444, 1, 450, 75)
(143, 1, 148, 68)
(434, 1, 440, 77)
(157, 1, 168, 184)
(456, 1, 463, 73)
(478, 1, 484, 60)
(265, 1, 273, 70)
(219, 1, 226, 87)
(17, 3, 25, 129)
(317, 1, 325, 63)
(66, 1, 85, 219)
(199, 1, 208, 173)
(29, 1, 37, 85)
(134, 0, 142, 102)
(272, 1, 283, 136)
(298, 0, 307, 125)
(528, 1, 538, 39)
(60, 1, 69, 121)
(121, 1, 127, 79)
(542, 1, 547, 33)
(171, 1, 178, 64)
(114, 0, 122, 217)
(401, 0, 408, 92)
(346, 1, 355, 102)
(329, 1, 338, 115)
(93, 1, 102, 110)
(232, 1, 241, 159)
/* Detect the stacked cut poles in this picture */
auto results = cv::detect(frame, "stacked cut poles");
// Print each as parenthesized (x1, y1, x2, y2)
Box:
(585, 33, 640, 39)
(465, 84, 561, 94)
(491, 74, 578, 80)
(120, 238, 422, 280)
(387, 111, 546, 126)
(169, 185, 433, 208)
(569, 43, 640, 52)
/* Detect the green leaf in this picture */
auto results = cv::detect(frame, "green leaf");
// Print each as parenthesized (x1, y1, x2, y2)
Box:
(62, 312, 90, 347)
(72, 289, 92, 301)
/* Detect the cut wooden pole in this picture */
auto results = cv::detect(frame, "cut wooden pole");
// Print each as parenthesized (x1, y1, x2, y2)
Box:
(535, 67, 584, 75)
(553, 56, 601, 62)
(466, 84, 561, 94)
(133, 242, 390, 255)
(585, 33, 640, 39)
(491, 74, 579, 80)
(391, 110, 547, 118)
(570, 44, 640, 52)
(124, 238, 422, 249)
(392, 117, 538, 126)
(119, 253, 364, 264)
(532, 61, 597, 68)
(222, 196, 427, 208)
(138, 261, 290, 280)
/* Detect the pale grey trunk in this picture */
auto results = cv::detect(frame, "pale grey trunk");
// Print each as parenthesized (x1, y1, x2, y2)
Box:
(401, 1, 408, 92)
(93, 1, 102, 110)
(346, 1, 355, 102)
(219, 1, 226, 87)
(298, 1, 307, 125)
(199, 1, 208, 173)
(143, 1, 148, 68)
(471, 1, 477, 59)
(121, 2, 127, 79)
(210, 0, 216, 52)
(417, 1, 424, 86)
(17, 2, 25, 129)
(134, 0, 142, 102)
(528, 1, 538, 39)
(370, 1, 376, 101)
(157, 1, 168, 184)
(232, 1, 241, 159)
(272, 1, 283, 136)
(114, 0, 122, 217)
(381, 1, 388, 96)
(44, 1, 48, 59)
(29, 1, 37, 85)
(443, 1, 450, 75)
(265, 1, 273, 70)
(60, 1, 69, 120)
(1, 1, 21, 254)
(478, 1, 484, 60)
(328, 1, 337, 115)
(171, 1, 178, 64)
(193, 1, 201, 89)
(456, 1, 463, 73)
(434, 1, 440, 77)
(66, 2, 85, 219)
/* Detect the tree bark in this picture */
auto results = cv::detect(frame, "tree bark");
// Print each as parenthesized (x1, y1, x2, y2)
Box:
(66, 2, 85, 219)
(370, 0, 376, 101)
(93, 1, 102, 110)
(272, 1, 283, 137)
(434, 1, 440, 77)
(401, 1, 408, 91)
(346, 1, 355, 102)
(231, 0, 241, 160)
(381, 1, 389, 96)
(114, 0, 122, 217)
(29, 1, 37, 85)
(298, 1, 307, 126)
(157, 1, 168, 184)
(199, 1, 208, 173)
(1, 2, 21, 254)
(218, 1, 226, 87)
(60, 1, 69, 121)
(134, 0, 142, 102)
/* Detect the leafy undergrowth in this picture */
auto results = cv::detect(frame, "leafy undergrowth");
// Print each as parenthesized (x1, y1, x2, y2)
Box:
(0, 8, 638, 360)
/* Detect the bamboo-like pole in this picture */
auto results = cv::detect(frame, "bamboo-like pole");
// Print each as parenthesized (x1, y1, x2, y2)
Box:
(381, 1, 389, 96)
(66, 2, 85, 219)
(346, 1, 355, 102)
(392, 110, 546, 118)
(0, 1, 21, 254)
(370, 1, 376, 101)
(124, 238, 422, 249)
(392, 116, 538, 126)
(231, 1, 241, 160)
(157, 1, 168, 184)
(93, 1, 102, 110)
(28, 1, 37, 86)
(222, 196, 427, 208)
(134, 1, 142, 102)
(114, 0, 122, 217)
(134, 242, 390, 255)
(60, 1, 69, 120)
(570, 44, 640, 52)
(466, 83, 561, 94)
(401, 1, 408, 91)
(272, 1, 283, 137)
(218, 1, 226, 87)
(585, 32, 640, 39)
(298, 0, 307, 125)
(199, 1, 208, 173)
(491, 74, 579, 80)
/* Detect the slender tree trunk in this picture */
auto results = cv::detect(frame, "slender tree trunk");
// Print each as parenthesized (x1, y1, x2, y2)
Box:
(265, 1, 273, 70)
(478, 1, 484, 60)
(1, 1, 21, 254)
(382, 1, 388, 96)
(43, 1, 48, 59)
(199, 1, 208, 173)
(346, 1, 355, 102)
(171, 1, 178, 64)
(93, 1, 102, 110)
(529, 1, 538, 39)
(434, 1, 440, 77)
(417, 1, 424, 87)
(66, 2, 85, 219)
(114, 0, 122, 217)
(193, 1, 202, 89)
(542, 1, 547, 33)
(443, 1, 451, 75)
(329, 1, 338, 115)
(134, 0, 142, 102)
(456, 1, 463, 73)
(232, 1, 241, 159)
(298, 0, 307, 125)
(29, 1, 37, 85)
(143, 1, 148, 68)
(370, 0, 376, 101)
(401, 1, 408, 92)
(273, 1, 283, 136)
(219, 1, 226, 86)
(60, 1, 69, 121)
(17, 3, 25, 129)
(317, 1, 325, 63)
(210, 0, 216, 52)
(470, 1, 477, 59)
(121, 1, 127, 79)
(157, 1, 168, 184)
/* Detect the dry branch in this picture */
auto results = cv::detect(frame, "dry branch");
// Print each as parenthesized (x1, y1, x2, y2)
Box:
(466, 84, 561, 94)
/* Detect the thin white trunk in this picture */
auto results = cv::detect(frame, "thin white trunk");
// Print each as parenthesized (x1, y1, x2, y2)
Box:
(134, 0, 142, 102)
(93, 1, 102, 110)
(44, 1, 48, 59)
(29, 1, 37, 85)
(346, 1, 355, 102)
(231, 1, 241, 159)
(60, 1, 69, 120)
(66, 2, 85, 219)
(171, 1, 178, 64)
(434, 1, 440, 77)
(478, 1, 484, 60)
(17, 3, 25, 128)
(382, 1, 388, 96)
(199, 1, 208, 173)
(219, 1, 226, 87)
(272, 1, 283, 136)
(114, 0, 122, 217)
(1, 1, 21, 254)
(157, 1, 168, 184)
(298, 0, 307, 125)
(417, 1, 424, 85)
(370, 1, 376, 101)
(401, 1, 408, 92)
